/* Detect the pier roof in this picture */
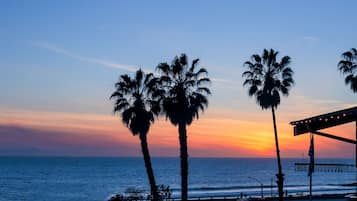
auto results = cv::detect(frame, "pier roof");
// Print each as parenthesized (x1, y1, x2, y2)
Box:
(290, 106, 357, 135)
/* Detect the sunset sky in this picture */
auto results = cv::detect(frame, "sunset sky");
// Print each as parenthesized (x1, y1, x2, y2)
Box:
(0, 1, 356, 158)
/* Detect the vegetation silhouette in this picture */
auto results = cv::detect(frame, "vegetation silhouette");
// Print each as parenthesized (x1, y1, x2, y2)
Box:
(156, 54, 211, 201)
(108, 186, 171, 201)
(338, 48, 357, 93)
(110, 69, 161, 201)
(242, 49, 294, 201)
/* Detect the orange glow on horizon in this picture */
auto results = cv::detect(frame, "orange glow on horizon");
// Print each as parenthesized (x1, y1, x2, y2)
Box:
(0, 108, 355, 158)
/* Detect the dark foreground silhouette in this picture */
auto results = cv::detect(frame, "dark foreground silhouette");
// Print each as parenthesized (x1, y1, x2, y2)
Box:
(156, 54, 211, 201)
(338, 48, 357, 93)
(242, 49, 295, 201)
(111, 69, 162, 200)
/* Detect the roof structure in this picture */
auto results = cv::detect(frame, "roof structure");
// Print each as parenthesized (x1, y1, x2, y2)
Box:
(290, 106, 357, 196)
(290, 106, 357, 168)
(290, 106, 357, 136)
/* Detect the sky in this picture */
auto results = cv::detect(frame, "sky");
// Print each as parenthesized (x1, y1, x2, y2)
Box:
(0, 0, 356, 158)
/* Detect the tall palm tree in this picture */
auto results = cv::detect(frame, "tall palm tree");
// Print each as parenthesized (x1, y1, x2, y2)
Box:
(156, 54, 211, 201)
(110, 69, 161, 201)
(338, 48, 357, 93)
(242, 49, 294, 201)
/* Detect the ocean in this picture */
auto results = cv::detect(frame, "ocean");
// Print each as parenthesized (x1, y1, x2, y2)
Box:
(0, 157, 355, 201)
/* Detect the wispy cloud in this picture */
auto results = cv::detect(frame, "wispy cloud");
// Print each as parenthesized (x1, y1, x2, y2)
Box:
(32, 41, 139, 72)
(32, 41, 233, 85)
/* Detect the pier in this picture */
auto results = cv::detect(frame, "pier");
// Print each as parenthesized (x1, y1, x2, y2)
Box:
(295, 163, 355, 172)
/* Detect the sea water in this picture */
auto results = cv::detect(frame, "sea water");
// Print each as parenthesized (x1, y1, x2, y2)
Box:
(0, 157, 355, 201)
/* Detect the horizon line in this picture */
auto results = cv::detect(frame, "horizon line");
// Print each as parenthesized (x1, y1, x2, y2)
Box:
(0, 155, 354, 160)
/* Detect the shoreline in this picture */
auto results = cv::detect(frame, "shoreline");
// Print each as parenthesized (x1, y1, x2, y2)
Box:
(165, 193, 356, 201)
(169, 186, 356, 200)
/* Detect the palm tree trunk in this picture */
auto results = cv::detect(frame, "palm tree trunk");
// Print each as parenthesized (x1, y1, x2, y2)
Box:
(271, 107, 284, 201)
(139, 133, 159, 201)
(178, 122, 188, 201)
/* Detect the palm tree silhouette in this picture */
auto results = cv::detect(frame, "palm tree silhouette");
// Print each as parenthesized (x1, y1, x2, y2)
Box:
(242, 49, 294, 201)
(156, 54, 211, 201)
(110, 69, 161, 201)
(338, 48, 357, 93)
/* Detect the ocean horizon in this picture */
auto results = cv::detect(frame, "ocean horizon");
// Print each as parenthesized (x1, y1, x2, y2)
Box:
(1, 156, 355, 158)
(0, 157, 355, 201)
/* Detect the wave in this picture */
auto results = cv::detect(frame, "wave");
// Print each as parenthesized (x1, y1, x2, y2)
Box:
(167, 183, 356, 198)
(170, 183, 354, 191)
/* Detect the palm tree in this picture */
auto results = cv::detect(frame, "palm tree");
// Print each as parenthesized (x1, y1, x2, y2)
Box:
(338, 48, 357, 93)
(156, 54, 211, 201)
(110, 69, 161, 201)
(242, 49, 294, 201)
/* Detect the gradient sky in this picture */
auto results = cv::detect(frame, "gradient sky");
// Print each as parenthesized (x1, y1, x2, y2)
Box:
(0, 0, 356, 158)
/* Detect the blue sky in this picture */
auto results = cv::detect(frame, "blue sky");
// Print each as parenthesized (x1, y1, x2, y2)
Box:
(0, 1, 356, 157)
(1, 0, 356, 114)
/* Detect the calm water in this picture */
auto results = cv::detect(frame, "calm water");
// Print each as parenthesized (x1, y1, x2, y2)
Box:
(0, 157, 355, 201)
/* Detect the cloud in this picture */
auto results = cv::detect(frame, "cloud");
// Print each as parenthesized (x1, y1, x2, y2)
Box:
(32, 41, 232, 85)
(0, 125, 139, 156)
(0, 108, 355, 158)
(31, 41, 141, 72)
(0, 109, 122, 135)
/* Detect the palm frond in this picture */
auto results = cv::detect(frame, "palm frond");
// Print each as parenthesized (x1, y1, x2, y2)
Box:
(179, 54, 188, 66)
(114, 102, 130, 113)
(191, 92, 209, 107)
(280, 85, 289, 96)
(244, 61, 254, 68)
(243, 49, 294, 110)
(243, 78, 254, 86)
(197, 78, 211, 85)
(351, 48, 357, 55)
(120, 74, 132, 84)
(135, 69, 144, 85)
(184, 79, 196, 88)
(242, 70, 253, 78)
(190, 58, 200, 71)
(283, 77, 294, 85)
(111, 69, 162, 136)
(338, 48, 357, 93)
(197, 87, 211, 95)
(345, 74, 354, 85)
(156, 53, 211, 126)
(156, 63, 170, 74)
(282, 80, 292, 87)
(282, 67, 293, 74)
(251, 54, 261, 63)
(248, 85, 258, 96)
(280, 56, 291, 68)
(262, 49, 269, 64)
(121, 108, 133, 126)
(342, 51, 353, 60)
(195, 68, 208, 76)
(110, 91, 123, 99)
(144, 73, 154, 85)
